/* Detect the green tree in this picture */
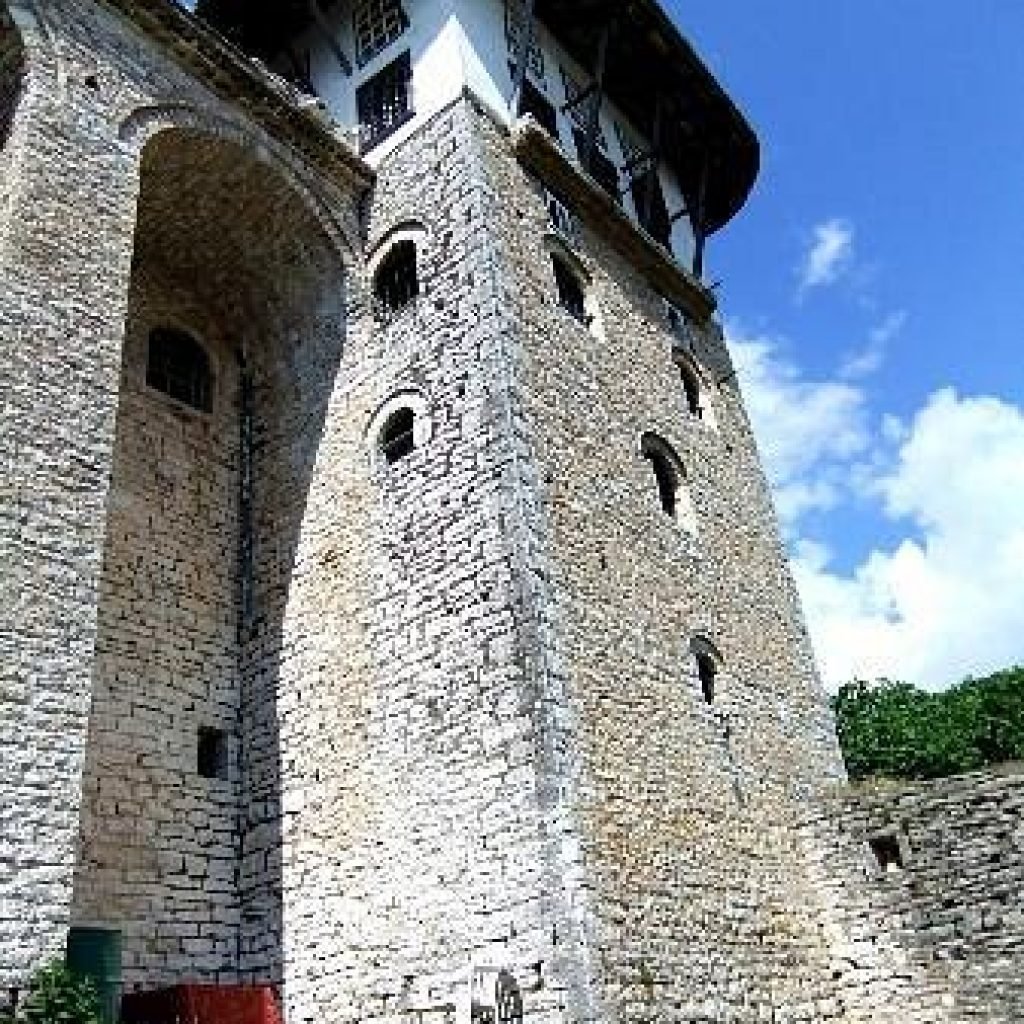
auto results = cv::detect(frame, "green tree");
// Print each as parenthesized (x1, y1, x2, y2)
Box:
(832, 666, 1024, 781)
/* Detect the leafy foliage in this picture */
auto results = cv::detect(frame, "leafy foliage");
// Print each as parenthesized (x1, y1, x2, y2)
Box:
(832, 666, 1024, 781)
(8, 961, 103, 1024)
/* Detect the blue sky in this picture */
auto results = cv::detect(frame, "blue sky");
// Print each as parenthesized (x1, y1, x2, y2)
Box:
(670, 2, 1024, 690)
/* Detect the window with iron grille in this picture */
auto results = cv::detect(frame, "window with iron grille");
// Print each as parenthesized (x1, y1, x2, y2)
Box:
(353, 0, 409, 67)
(505, 0, 544, 81)
(146, 327, 212, 413)
(357, 50, 413, 151)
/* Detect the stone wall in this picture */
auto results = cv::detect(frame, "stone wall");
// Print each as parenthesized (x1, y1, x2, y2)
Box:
(470, 102, 852, 1023)
(0, 0, 363, 987)
(805, 765, 1024, 1024)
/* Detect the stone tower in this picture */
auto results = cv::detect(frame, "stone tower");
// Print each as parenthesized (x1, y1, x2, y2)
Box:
(2, 1, 850, 1021)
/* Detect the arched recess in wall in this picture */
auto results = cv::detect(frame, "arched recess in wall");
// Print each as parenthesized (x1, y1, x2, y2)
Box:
(368, 220, 428, 315)
(640, 431, 698, 535)
(73, 121, 352, 991)
(118, 103, 358, 262)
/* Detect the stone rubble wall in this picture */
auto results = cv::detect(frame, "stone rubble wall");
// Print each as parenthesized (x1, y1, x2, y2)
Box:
(804, 765, 1024, 1024)
(474, 101, 851, 1023)
(0, 0, 361, 988)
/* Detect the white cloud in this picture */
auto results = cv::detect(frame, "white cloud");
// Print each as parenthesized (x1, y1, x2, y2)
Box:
(839, 310, 906, 380)
(797, 218, 855, 294)
(729, 328, 870, 525)
(730, 329, 1024, 692)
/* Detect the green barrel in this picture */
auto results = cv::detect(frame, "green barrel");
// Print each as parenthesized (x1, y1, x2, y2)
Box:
(66, 926, 122, 1024)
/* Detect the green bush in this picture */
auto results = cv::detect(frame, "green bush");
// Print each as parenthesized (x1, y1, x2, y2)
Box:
(832, 666, 1024, 781)
(13, 961, 102, 1024)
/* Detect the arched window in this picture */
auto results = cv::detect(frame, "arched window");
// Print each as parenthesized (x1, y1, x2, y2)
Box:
(690, 637, 722, 704)
(550, 252, 589, 326)
(373, 237, 419, 312)
(641, 433, 680, 517)
(378, 406, 416, 463)
(146, 327, 212, 412)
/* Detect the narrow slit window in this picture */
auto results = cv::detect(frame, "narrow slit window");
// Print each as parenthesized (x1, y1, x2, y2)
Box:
(197, 728, 228, 780)
(696, 653, 716, 704)
(680, 364, 702, 419)
(146, 327, 212, 412)
(551, 254, 588, 326)
(642, 441, 679, 518)
(357, 50, 413, 151)
(374, 239, 419, 312)
(379, 407, 416, 463)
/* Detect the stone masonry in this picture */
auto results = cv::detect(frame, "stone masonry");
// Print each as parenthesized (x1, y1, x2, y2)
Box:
(2, 2, 1022, 1022)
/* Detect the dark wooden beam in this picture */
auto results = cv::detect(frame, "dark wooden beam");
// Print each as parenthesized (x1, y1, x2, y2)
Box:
(692, 148, 710, 279)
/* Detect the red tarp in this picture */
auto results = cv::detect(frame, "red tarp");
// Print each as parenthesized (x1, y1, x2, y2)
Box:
(121, 985, 284, 1024)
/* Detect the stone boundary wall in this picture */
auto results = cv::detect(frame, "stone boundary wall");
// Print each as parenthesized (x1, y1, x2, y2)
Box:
(805, 765, 1024, 1023)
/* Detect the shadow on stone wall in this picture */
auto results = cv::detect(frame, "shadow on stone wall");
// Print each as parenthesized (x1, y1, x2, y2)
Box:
(72, 126, 349, 994)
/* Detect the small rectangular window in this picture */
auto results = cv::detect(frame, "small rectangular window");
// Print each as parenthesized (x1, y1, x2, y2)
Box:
(514, 74, 558, 140)
(869, 833, 904, 873)
(353, 0, 409, 68)
(197, 728, 229, 780)
(357, 50, 414, 151)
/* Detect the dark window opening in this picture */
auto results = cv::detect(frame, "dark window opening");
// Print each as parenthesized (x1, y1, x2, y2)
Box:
(357, 50, 413, 151)
(514, 72, 558, 140)
(869, 834, 904, 872)
(496, 971, 523, 1024)
(374, 239, 419, 311)
(572, 129, 620, 203)
(643, 442, 678, 518)
(146, 327, 212, 412)
(551, 254, 588, 326)
(696, 653, 716, 704)
(680, 364, 702, 418)
(630, 168, 671, 249)
(353, 0, 409, 67)
(380, 407, 415, 463)
(197, 728, 228, 780)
